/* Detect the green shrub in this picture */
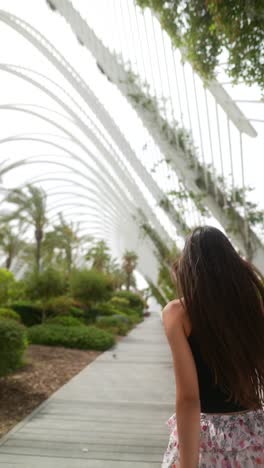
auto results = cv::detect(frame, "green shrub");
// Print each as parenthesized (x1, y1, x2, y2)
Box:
(28, 324, 115, 350)
(117, 306, 142, 317)
(92, 302, 118, 316)
(47, 316, 84, 327)
(0, 319, 27, 376)
(0, 308, 21, 322)
(96, 316, 131, 335)
(69, 306, 85, 319)
(0, 269, 16, 306)
(45, 296, 76, 315)
(25, 268, 65, 302)
(113, 291, 145, 313)
(110, 297, 130, 309)
(70, 269, 113, 305)
(10, 302, 43, 327)
(99, 313, 131, 324)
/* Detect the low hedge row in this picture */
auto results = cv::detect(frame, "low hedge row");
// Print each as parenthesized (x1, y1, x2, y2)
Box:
(28, 324, 115, 351)
(96, 315, 131, 336)
(10, 302, 43, 327)
(0, 319, 27, 377)
(0, 308, 21, 322)
(47, 316, 84, 327)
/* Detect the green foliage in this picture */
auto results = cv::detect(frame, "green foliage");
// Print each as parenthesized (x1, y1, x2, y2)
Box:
(69, 306, 85, 319)
(109, 297, 130, 310)
(88, 302, 118, 318)
(136, 0, 264, 90)
(96, 316, 130, 336)
(0, 319, 27, 376)
(113, 290, 146, 313)
(158, 263, 178, 301)
(146, 278, 167, 307)
(0, 269, 16, 306)
(9, 280, 27, 302)
(97, 313, 131, 325)
(45, 295, 78, 316)
(47, 315, 84, 327)
(0, 223, 27, 270)
(122, 250, 138, 291)
(28, 324, 115, 350)
(85, 240, 111, 273)
(140, 223, 171, 262)
(43, 213, 86, 274)
(10, 302, 43, 327)
(25, 268, 65, 302)
(4, 184, 48, 272)
(0, 307, 21, 322)
(70, 269, 113, 305)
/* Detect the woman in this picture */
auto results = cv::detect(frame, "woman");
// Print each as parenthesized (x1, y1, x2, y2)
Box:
(161, 226, 264, 467)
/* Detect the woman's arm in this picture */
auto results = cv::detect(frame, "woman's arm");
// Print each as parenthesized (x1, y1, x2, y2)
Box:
(162, 301, 201, 468)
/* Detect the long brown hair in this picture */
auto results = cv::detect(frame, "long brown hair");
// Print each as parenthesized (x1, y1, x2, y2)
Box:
(173, 226, 264, 409)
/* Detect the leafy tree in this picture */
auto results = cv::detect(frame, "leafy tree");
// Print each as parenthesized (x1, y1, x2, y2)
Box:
(122, 250, 138, 291)
(0, 222, 27, 270)
(0, 269, 16, 306)
(137, 0, 264, 90)
(24, 267, 65, 322)
(4, 185, 47, 272)
(85, 240, 111, 272)
(43, 214, 87, 275)
(70, 269, 113, 306)
(107, 257, 127, 290)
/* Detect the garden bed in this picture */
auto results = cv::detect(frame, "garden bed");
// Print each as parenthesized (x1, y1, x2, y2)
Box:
(0, 340, 122, 438)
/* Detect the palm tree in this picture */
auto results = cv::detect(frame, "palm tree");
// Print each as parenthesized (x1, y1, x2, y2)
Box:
(85, 240, 111, 272)
(108, 257, 127, 290)
(3, 184, 47, 272)
(122, 250, 138, 291)
(0, 222, 26, 270)
(43, 213, 87, 274)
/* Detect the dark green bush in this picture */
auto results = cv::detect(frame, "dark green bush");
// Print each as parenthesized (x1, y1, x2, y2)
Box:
(70, 269, 113, 305)
(28, 324, 115, 350)
(24, 268, 65, 302)
(10, 302, 43, 327)
(92, 302, 119, 316)
(0, 308, 21, 322)
(45, 296, 76, 316)
(110, 297, 130, 310)
(0, 269, 16, 306)
(0, 319, 27, 376)
(69, 306, 85, 319)
(112, 291, 145, 314)
(47, 316, 84, 327)
(96, 316, 131, 336)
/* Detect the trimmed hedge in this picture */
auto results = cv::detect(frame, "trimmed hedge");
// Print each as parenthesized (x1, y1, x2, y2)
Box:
(113, 290, 145, 313)
(69, 306, 85, 319)
(96, 316, 131, 336)
(10, 302, 43, 327)
(70, 269, 113, 304)
(0, 319, 27, 376)
(28, 324, 115, 351)
(90, 302, 118, 317)
(46, 316, 84, 327)
(45, 296, 85, 317)
(0, 308, 21, 322)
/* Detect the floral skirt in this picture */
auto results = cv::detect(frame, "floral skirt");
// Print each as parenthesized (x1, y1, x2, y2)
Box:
(161, 409, 264, 467)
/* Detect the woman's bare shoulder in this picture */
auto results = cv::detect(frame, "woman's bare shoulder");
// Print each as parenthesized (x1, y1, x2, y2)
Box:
(162, 299, 191, 336)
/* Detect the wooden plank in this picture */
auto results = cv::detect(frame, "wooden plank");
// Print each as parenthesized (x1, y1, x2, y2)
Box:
(0, 314, 174, 467)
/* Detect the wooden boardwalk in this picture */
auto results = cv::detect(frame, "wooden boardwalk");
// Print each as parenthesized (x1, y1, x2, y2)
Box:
(0, 312, 175, 467)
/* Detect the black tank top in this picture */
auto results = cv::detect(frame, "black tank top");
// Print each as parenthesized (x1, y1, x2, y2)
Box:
(188, 333, 249, 413)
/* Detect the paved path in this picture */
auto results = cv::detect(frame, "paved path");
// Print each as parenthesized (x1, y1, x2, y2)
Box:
(0, 313, 175, 467)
